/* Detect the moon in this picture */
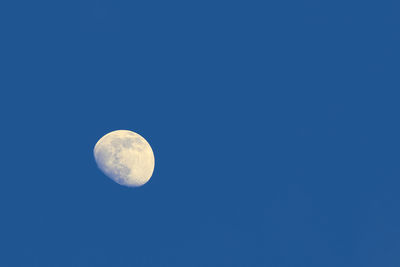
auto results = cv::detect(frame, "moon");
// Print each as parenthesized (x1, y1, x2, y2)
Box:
(93, 130, 155, 187)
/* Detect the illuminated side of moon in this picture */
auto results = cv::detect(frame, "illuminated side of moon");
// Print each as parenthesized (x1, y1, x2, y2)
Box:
(93, 130, 155, 187)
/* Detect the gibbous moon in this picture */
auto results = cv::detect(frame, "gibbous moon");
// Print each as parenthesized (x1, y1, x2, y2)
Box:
(94, 130, 155, 187)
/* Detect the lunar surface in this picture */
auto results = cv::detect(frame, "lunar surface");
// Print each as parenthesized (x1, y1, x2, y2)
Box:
(93, 130, 155, 187)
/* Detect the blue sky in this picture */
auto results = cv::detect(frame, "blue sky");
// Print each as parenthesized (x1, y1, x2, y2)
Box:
(1, 0, 399, 266)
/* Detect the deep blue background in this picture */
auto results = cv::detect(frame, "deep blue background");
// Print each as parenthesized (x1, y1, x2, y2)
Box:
(1, 0, 399, 266)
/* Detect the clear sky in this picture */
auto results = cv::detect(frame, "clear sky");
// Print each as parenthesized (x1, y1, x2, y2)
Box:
(1, 0, 399, 266)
